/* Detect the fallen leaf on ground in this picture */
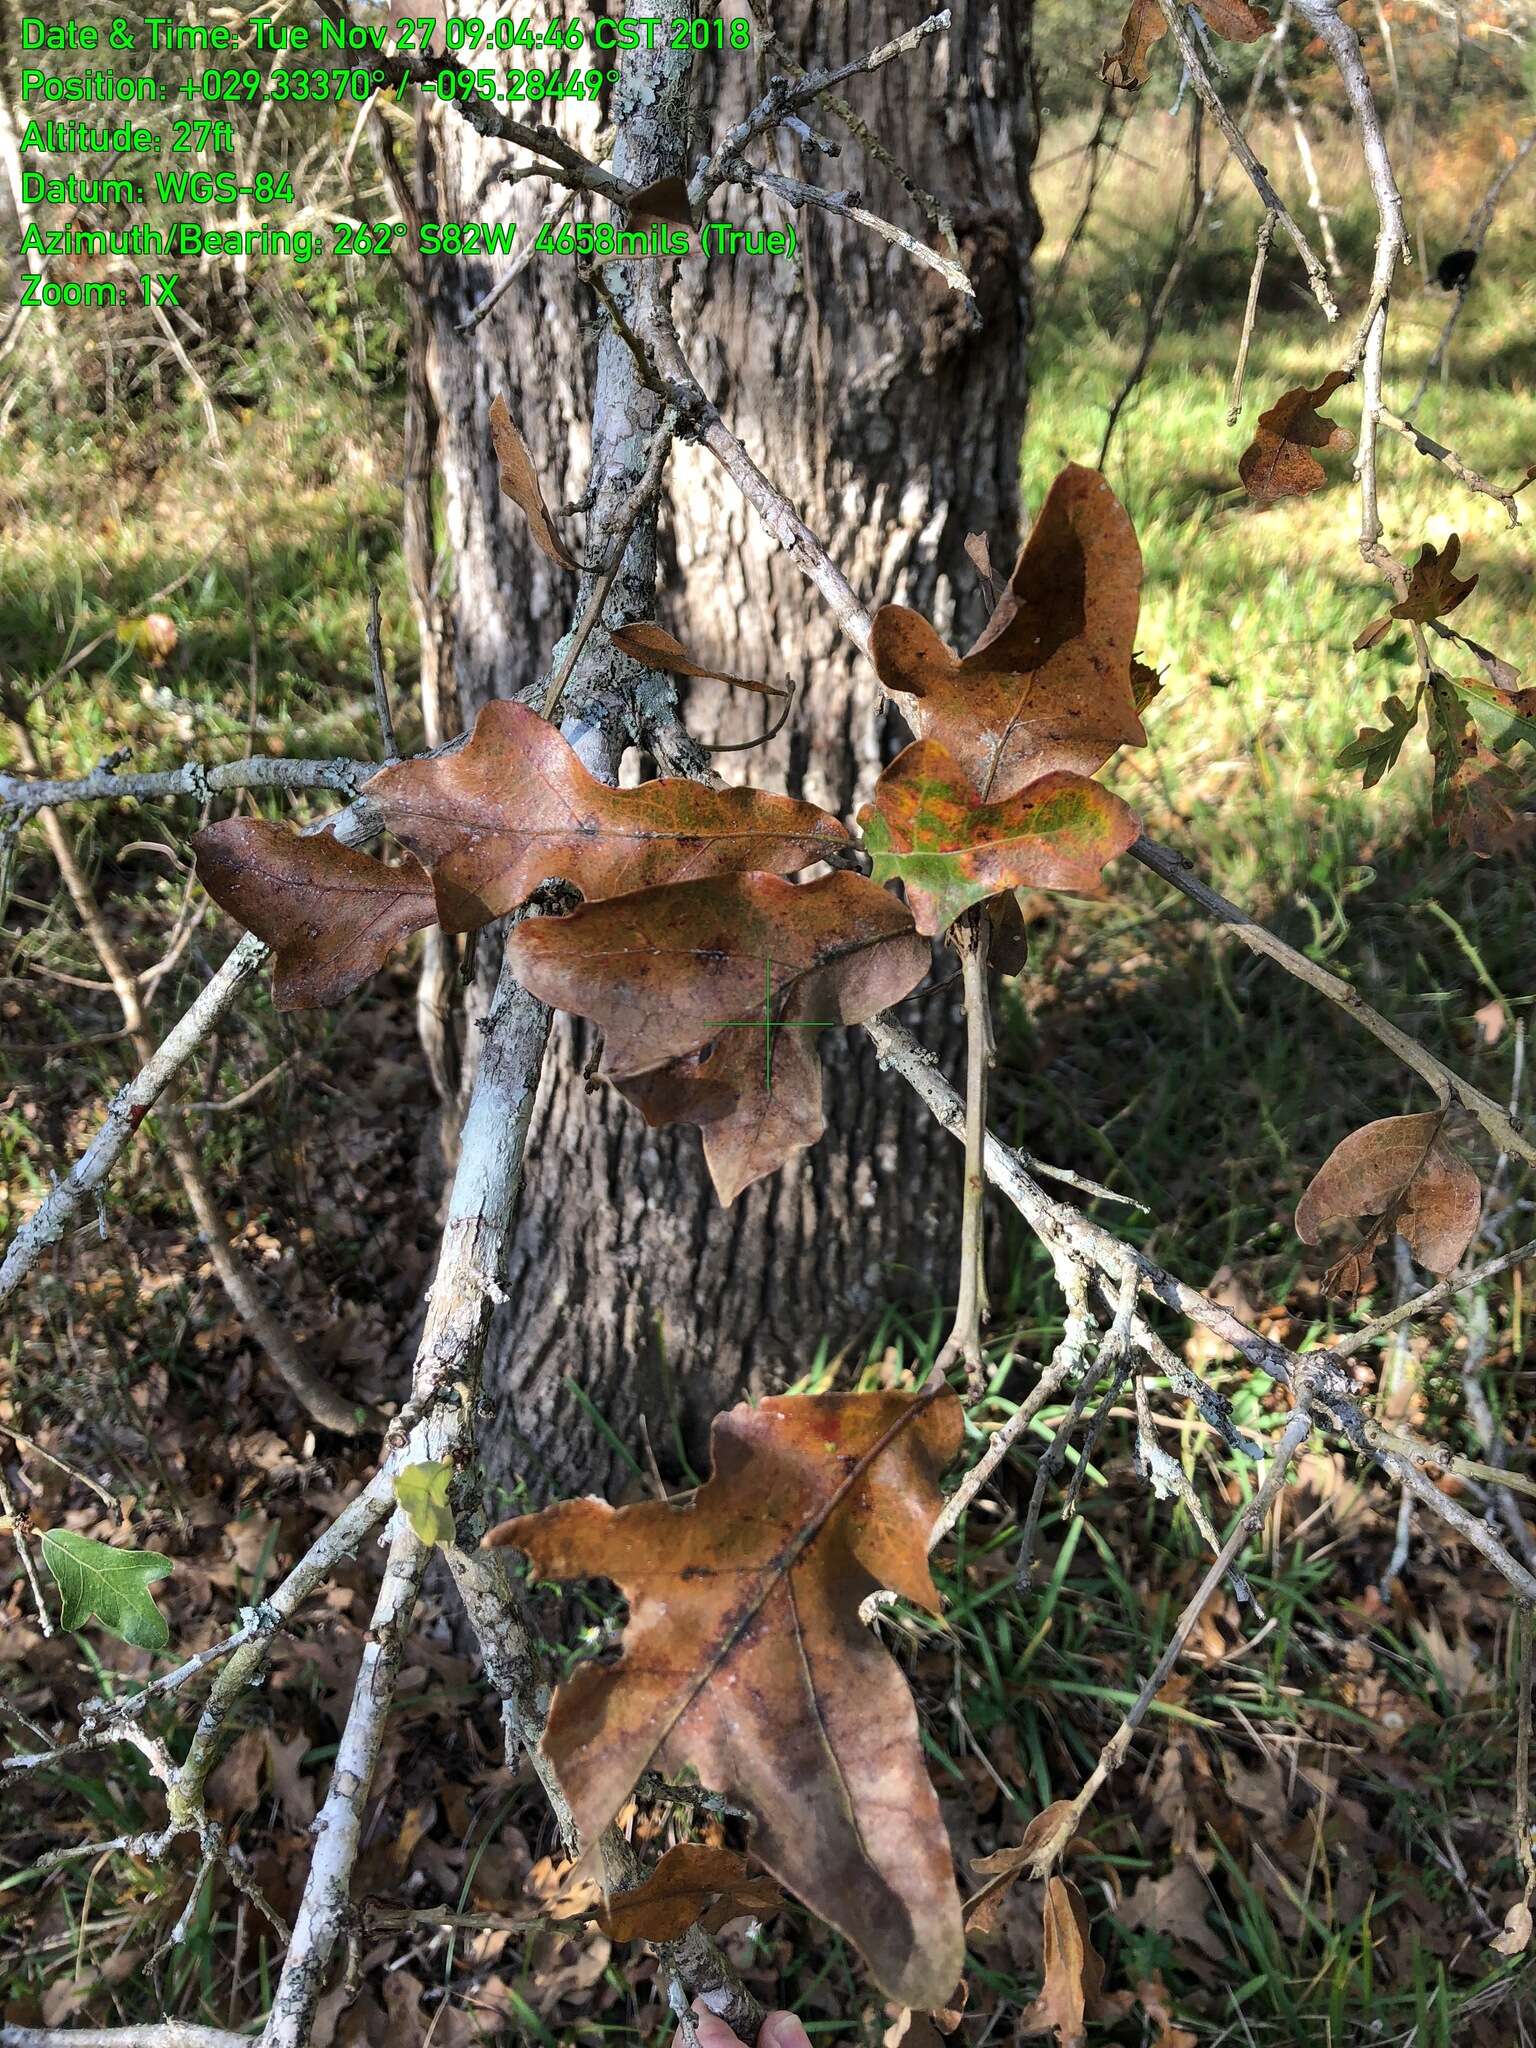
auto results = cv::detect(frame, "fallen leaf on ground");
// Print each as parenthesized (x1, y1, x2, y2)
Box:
(487, 1388, 966, 2008)
(192, 821, 436, 1009)
(370, 699, 842, 930)
(1240, 371, 1353, 505)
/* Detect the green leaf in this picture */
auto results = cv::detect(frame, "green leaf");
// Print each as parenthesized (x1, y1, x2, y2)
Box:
(1449, 672, 1536, 756)
(857, 739, 1139, 937)
(394, 1462, 457, 1548)
(39, 1530, 173, 1651)
(1335, 693, 1417, 789)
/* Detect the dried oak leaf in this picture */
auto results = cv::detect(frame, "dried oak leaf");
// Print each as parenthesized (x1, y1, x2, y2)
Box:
(1019, 1876, 1133, 2047)
(192, 820, 435, 1010)
(1239, 371, 1354, 505)
(966, 1800, 1080, 1937)
(1295, 1111, 1480, 1289)
(859, 740, 1139, 936)
(507, 864, 928, 1080)
(1101, 0, 1167, 88)
(487, 1388, 966, 2008)
(1428, 679, 1534, 857)
(1103, 0, 1272, 87)
(610, 619, 785, 697)
(370, 699, 842, 931)
(598, 1843, 780, 1944)
(869, 465, 1146, 800)
(488, 394, 577, 572)
(1393, 534, 1478, 624)
(615, 1024, 826, 1207)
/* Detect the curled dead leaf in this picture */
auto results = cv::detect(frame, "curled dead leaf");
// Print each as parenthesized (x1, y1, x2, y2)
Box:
(1295, 1111, 1481, 1291)
(1018, 1876, 1133, 2047)
(1239, 371, 1354, 505)
(488, 394, 577, 572)
(610, 619, 785, 697)
(598, 1843, 779, 1943)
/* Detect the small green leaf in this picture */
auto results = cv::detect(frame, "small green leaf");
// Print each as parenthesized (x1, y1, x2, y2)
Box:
(1335, 693, 1417, 789)
(39, 1530, 173, 1652)
(394, 1462, 457, 1548)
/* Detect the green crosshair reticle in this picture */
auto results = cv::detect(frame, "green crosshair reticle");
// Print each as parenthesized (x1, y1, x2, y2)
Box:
(704, 956, 839, 1091)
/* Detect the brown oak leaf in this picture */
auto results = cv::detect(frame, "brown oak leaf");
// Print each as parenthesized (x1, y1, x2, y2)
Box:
(1295, 1111, 1481, 1293)
(597, 1844, 780, 1943)
(487, 1388, 966, 2008)
(1103, 0, 1272, 89)
(965, 1801, 1081, 1936)
(369, 699, 843, 931)
(1019, 1876, 1134, 2047)
(506, 868, 929, 1085)
(615, 1024, 826, 1206)
(860, 740, 1139, 935)
(488, 394, 577, 572)
(869, 465, 1146, 800)
(1427, 680, 1533, 857)
(192, 820, 435, 1010)
(1240, 371, 1354, 505)
(610, 619, 785, 697)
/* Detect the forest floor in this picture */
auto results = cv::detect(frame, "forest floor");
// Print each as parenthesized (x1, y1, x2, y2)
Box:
(3, 96, 1536, 2048)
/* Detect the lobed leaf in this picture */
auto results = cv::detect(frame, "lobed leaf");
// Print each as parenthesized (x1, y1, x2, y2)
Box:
(487, 1388, 966, 2007)
(192, 821, 436, 1010)
(869, 465, 1147, 801)
(859, 740, 1139, 935)
(1392, 534, 1477, 624)
(1239, 371, 1354, 506)
(40, 1530, 173, 1652)
(1295, 1111, 1481, 1285)
(597, 1843, 780, 1944)
(506, 868, 929, 1082)
(1103, 0, 1272, 87)
(369, 699, 845, 931)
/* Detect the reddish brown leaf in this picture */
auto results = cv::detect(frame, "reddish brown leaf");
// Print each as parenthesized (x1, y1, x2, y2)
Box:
(609, 620, 785, 697)
(487, 1388, 966, 2007)
(192, 820, 435, 1010)
(1295, 1112, 1481, 1285)
(369, 699, 845, 931)
(506, 870, 929, 1084)
(488, 395, 577, 572)
(859, 740, 1139, 935)
(1392, 534, 1478, 624)
(1101, 0, 1168, 87)
(869, 466, 1147, 800)
(1019, 1877, 1133, 2046)
(616, 1024, 826, 1206)
(1239, 371, 1354, 505)
(597, 1844, 779, 1943)
(1427, 679, 1533, 857)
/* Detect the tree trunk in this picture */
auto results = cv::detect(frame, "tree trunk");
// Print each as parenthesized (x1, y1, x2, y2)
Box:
(418, 2, 1039, 1499)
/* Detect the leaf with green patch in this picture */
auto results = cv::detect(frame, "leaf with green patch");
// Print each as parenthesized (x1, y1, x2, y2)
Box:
(1335, 693, 1418, 789)
(394, 1462, 456, 1548)
(40, 1530, 173, 1651)
(858, 741, 1139, 936)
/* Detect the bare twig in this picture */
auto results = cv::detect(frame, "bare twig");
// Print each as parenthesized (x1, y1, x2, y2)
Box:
(1227, 209, 1277, 424)
(934, 911, 993, 1393)
(1376, 407, 1522, 523)
(1152, 0, 1339, 320)
(723, 158, 973, 297)
(365, 582, 399, 764)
